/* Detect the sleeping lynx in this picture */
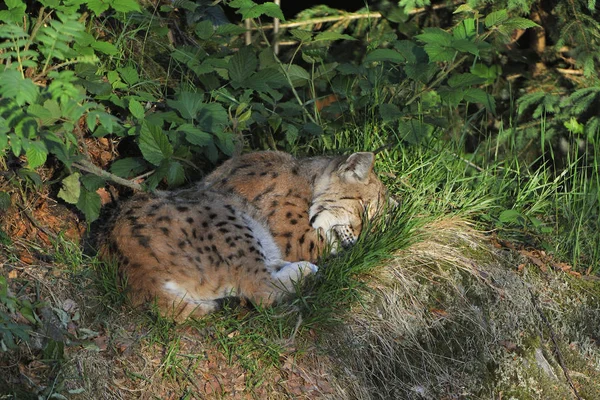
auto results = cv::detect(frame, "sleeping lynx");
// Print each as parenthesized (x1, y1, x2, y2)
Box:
(104, 151, 392, 321)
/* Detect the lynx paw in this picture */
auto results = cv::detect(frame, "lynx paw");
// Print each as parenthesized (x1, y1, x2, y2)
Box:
(274, 261, 319, 283)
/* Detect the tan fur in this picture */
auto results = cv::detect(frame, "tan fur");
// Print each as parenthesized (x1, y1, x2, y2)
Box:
(103, 151, 392, 321)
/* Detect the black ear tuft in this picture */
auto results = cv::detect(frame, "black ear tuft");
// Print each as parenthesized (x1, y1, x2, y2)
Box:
(338, 152, 375, 183)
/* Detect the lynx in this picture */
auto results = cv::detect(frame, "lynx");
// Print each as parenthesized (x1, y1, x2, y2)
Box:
(104, 151, 392, 321)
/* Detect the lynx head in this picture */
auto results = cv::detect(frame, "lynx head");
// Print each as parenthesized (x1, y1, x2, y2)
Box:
(309, 152, 396, 253)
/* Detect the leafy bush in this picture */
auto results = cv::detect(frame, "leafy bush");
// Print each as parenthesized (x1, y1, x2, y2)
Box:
(1, 0, 541, 223)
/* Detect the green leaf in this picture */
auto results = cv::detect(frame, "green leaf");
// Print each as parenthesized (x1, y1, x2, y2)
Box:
(243, 3, 285, 21)
(166, 160, 185, 187)
(91, 40, 118, 55)
(423, 44, 455, 62)
(463, 88, 496, 113)
(58, 173, 81, 204)
(448, 73, 485, 88)
(196, 103, 228, 134)
(178, 124, 213, 146)
(0, 70, 38, 105)
(195, 20, 214, 40)
(484, 10, 508, 28)
(86, 0, 110, 15)
(313, 32, 355, 42)
(25, 140, 47, 168)
(81, 174, 105, 191)
(364, 49, 406, 64)
(498, 209, 524, 224)
(283, 64, 310, 87)
(110, 0, 141, 13)
(451, 39, 479, 56)
(167, 92, 205, 120)
(117, 66, 139, 85)
(499, 17, 539, 31)
(379, 103, 401, 122)
(77, 188, 101, 222)
(110, 157, 146, 178)
(290, 29, 313, 42)
(128, 99, 145, 120)
(215, 131, 235, 156)
(228, 46, 257, 83)
(139, 122, 173, 166)
(415, 28, 453, 46)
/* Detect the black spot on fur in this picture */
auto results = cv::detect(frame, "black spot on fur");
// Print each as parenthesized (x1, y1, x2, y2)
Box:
(137, 236, 150, 248)
(219, 228, 229, 234)
(209, 213, 218, 219)
(186, 217, 194, 224)
(160, 227, 169, 235)
(157, 215, 171, 223)
(290, 219, 298, 225)
(202, 221, 209, 228)
(208, 234, 214, 240)
(176, 206, 189, 212)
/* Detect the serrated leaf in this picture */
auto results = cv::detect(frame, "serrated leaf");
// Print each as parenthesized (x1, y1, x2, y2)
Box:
(228, 46, 257, 83)
(91, 40, 118, 55)
(25, 140, 47, 168)
(290, 29, 313, 42)
(128, 99, 145, 120)
(215, 131, 235, 156)
(110, 157, 146, 178)
(166, 160, 185, 187)
(178, 124, 213, 146)
(0, 70, 38, 105)
(139, 122, 173, 166)
(484, 10, 508, 28)
(451, 39, 479, 56)
(423, 44, 455, 62)
(448, 73, 485, 88)
(77, 188, 101, 222)
(196, 103, 228, 134)
(313, 32, 355, 42)
(195, 20, 214, 40)
(215, 23, 247, 36)
(167, 92, 205, 120)
(58, 173, 81, 204)
(364, 49, 406, 64)
(500, 17, 539, 31)
(110, 0, 141, 13)
(379, 103, 401, 122)
(81, 174, 105, 191)
(463, 88, 496, 113)
(117, 66, 139, 85)
(415, 28, 453, 46)
(498, 209, 524, 224)
(243, 3, 285, 21)
(283, 64, 310, 87)
(86, 0, 110, 15)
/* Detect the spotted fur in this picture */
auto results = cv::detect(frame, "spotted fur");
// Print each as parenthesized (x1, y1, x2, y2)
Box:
(103, 151, 392, 321)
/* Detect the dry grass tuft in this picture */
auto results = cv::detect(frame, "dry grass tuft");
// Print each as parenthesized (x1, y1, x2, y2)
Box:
(323, 216, 600, 399)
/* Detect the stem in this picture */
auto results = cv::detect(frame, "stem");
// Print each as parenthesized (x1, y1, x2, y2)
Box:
(72, 160, 144, 192)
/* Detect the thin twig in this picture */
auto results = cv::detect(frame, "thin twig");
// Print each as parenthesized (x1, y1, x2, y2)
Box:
(72, 160, 144, 192)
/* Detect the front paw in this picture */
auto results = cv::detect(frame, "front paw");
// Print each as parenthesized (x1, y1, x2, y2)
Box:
(274, 261, 319, 282)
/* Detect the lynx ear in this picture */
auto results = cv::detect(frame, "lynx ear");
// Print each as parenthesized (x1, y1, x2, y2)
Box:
(338, 152, 375, 183)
